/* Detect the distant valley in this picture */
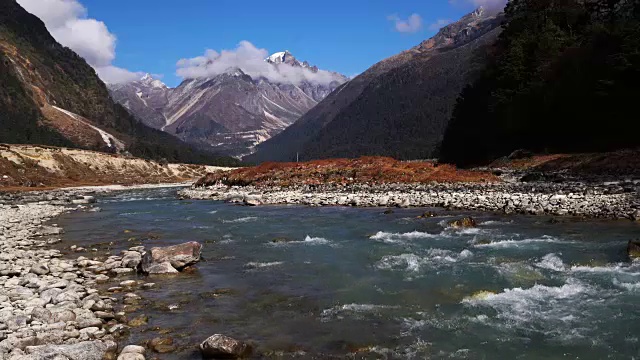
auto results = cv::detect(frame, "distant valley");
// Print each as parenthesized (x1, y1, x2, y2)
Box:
(109, 51, 347, 158)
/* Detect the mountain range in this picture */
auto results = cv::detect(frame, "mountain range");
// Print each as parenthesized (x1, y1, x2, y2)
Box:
(0, 0, 238, 166)
(108, 51, 348, 157)
(2, 0, 504, 167)
(247, 7, 504, 163)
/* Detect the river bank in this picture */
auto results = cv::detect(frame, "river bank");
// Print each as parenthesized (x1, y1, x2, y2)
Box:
(0, 184, 190, 360)
(180, 178, 640, 220)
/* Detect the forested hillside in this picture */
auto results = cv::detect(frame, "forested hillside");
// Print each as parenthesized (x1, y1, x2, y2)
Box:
(0, 0, 239, 166)
(248, 8, 503, 163)
(441, 0, 640, 166)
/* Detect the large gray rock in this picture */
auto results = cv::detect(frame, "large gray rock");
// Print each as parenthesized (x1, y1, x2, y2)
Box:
(25, 340, 117, 360)
(144, 262, 178, 275)
(121, 251, 143, 269)
(140, 242, 202, 274)
(200, 334, 252, 359)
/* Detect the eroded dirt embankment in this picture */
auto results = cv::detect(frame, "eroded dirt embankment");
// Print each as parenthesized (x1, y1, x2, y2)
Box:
(0, 144, 233, 191)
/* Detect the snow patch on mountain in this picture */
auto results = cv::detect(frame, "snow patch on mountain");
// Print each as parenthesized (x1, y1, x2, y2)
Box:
(52, 106, 125, 150)
(267, 51, 288, 64)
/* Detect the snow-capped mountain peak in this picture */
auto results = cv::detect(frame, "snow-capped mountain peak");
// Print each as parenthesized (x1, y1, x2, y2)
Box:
(140, 73, 167, 89)
(266, 51, 290, 64)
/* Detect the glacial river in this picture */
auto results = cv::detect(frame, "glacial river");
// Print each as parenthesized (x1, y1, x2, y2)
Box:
(58, 187, 640, 359)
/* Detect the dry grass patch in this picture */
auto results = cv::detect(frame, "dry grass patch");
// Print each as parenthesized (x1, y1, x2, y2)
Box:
(196, 157, 498, 187)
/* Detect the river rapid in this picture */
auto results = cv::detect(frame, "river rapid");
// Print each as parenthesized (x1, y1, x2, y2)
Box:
(57, 187, 640, 359)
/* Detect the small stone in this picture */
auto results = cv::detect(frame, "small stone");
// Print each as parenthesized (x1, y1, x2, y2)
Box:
(30, 263, 50, 275)
(95, 311, 115, 320)
(200, 334, 252, 359)
(121, 345, 145, 355)
(119, 280, 136, 287)
(110, 268, 134, 276)
(95, 275, 110, 283)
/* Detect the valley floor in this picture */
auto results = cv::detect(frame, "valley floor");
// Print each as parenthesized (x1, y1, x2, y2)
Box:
(0, 144, 233, 191)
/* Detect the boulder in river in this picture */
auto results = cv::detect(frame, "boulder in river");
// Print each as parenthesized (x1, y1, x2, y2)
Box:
(243, 194, 262, 206)
(448, 217, 477, 228)
(200, 334, 252, 359)
(627, 240, 640, 259)
(140, 242, 202, 274)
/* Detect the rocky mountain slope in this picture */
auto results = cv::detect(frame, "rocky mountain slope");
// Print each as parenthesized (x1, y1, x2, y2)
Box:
(247, 7, 503, 163)
(0, 0, 237, 166)
(109, 51, 347, 157)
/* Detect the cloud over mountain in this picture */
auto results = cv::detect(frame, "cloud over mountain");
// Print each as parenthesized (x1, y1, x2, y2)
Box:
(176, 41, 346, 86)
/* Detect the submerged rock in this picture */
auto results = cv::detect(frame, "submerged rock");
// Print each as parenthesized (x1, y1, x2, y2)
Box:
(417, 211, 437, 218)
(448, 217, 477, 228)
(140, 242, 202, 274)
(148, 337, 176, 354)
(271, 237, 295, 244)
(628, 240, 640, 259)
(200, 334, 252, 359)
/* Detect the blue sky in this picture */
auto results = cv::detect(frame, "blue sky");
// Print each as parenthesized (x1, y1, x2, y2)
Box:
(20, 0, 499, 87)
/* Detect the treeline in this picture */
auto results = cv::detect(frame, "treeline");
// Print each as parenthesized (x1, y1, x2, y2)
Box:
(440, 0, 640, 166)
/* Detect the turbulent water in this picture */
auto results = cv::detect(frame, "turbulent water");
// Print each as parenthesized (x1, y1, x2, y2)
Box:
(58, 188, 640, 359)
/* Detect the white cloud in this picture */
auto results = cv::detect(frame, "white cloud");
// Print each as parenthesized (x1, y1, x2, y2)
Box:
(429, 19, 453, 31)
(388, 14, 423, 34)
(176, 41, 345, 86)
(95, 66, 144, 84)
(16, 0, 142, 84)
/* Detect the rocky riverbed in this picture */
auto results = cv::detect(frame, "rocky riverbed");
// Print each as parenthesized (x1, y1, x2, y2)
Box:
(0, 186, 191, 360)
(180, 178, 640, 220)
